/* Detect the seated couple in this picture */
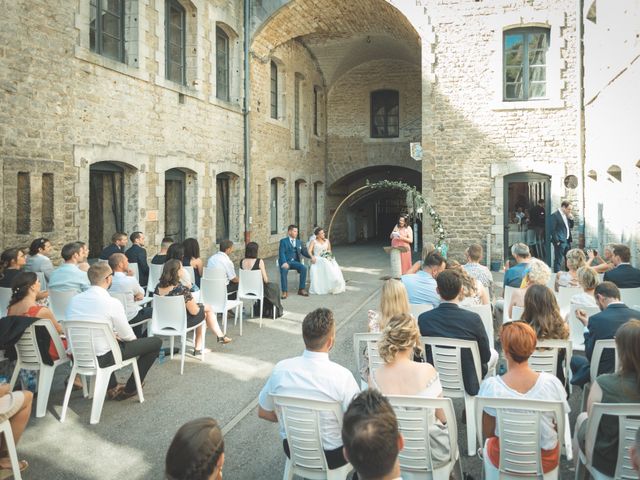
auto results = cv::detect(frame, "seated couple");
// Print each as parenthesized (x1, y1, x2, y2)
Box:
(278, 225, 345, 299)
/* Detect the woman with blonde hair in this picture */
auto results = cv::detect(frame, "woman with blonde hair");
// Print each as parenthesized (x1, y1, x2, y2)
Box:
(371, 313, 450, 464)
(367, 279, 411, 332)
(507, 259, 551, 319)
(446, 260, 489, 306)
(554, 248, 586, 291)
(570, 266, 599, 309)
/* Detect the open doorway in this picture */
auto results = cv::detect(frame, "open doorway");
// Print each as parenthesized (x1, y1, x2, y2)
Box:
(89, 161, 124, 257)
(503, 172, 551, 265)
(165, 168, 186, 242)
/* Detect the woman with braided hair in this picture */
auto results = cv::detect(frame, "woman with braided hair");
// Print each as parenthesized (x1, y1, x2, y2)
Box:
(166, 417, 225, 480)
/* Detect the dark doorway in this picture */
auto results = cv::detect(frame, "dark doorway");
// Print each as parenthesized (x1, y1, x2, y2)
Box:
(216, 174, 230, 243)
(165, 168, 186, 242)
(89, 161, 124, 257)
(503, 173, 551, 265)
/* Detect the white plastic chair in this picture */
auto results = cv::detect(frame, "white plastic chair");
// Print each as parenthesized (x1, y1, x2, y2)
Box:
(0, 287, 11, 316)
(503, 286, 520, 322)
(0, 419, 22, 480)
(183, 265, 196, 285)
(270, 395, 352, 480)
(49, 289, 78, 321)
(386, 395, 463, 480)
(581, 339, 620, 412)
(475, 397, 566, 479)
(529, 339, 573, 382)
(511, 305, 524, 321)
(9, 319, 71, 417)
(148, 295, 205, 374)
(460, 304, 494, 345)
(409, 303, 433, 319)
(620, 287, 640, 307)
(575, 403, 640, 480)
(422, 336, 482, 456)
(109, 292, 150, 332)
(128, 262, 140, 283)
(200, 277, 242, 335)
(567, 304, 600, 352)
(203, 266, 226, 279)
(353, 332, 382, 390)
(556, 286, 583, 317)
(238, 269, 273, 327)
(60, 320, 144, 424)
(146, 263, 164, 294)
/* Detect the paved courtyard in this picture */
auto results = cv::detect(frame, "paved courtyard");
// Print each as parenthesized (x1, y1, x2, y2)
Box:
(13, 243, 581, 479)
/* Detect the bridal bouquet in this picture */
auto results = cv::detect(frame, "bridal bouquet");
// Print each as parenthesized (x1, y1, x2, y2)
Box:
(320, 251, 334, 260)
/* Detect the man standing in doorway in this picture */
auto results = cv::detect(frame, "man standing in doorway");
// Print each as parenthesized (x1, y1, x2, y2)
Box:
(530, 198, 546, 258)
(550, 200, 574, 272)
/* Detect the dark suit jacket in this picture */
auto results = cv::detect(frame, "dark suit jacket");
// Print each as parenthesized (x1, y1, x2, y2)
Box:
(603, 264, 640, 289)
(418, 303, 492, 395)
(126, 244, 149, 286)
(99, 244, 124, 261)
(550, 210, 574, 245)
(278, 237, 310, 266)
(585, 303, 640, 374)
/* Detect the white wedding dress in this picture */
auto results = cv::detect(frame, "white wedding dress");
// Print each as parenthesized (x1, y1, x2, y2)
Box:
(309, 241, 346, 295)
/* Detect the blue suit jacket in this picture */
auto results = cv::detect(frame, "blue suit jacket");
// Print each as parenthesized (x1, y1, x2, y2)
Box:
(278, 237, 310, 266)
(585, 303, 640, 374)
(603, 264, 640, 289)
(550, 210, 574, 245)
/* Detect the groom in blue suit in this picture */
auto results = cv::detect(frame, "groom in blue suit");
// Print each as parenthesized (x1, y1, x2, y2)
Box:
(279, 224, 314, 299)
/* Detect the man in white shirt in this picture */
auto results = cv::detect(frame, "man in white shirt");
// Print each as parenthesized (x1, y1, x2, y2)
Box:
(207, 239, 239, 299)
(108, 253, 152, 336)
(342, 389, 404, 480)
(258, 308, 359, 470)
(66, 262, 162, 401)
(48, 242, 91, 292)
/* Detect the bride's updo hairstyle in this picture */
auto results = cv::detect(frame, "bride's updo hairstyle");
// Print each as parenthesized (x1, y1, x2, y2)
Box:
(314, 226, 324, 236)
(378, 313, 423, 364)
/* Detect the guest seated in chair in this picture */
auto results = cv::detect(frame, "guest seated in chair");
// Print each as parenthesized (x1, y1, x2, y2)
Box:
(604, 244, 640, 288)
(479, 321, 570, 474)
(207, 240, 238, 299)
(24, 237, 54, 282)
(151, 237, 173, 265)
(278, 224, 313, 299)
(506, 259, 552, 320)
(240, 242, 282, 318)
(0, 382, 33, 476)
(154, 260, 231, 350)
(125, 231, 149, 288)
(574, 319, 640, 477)
(48, 242, 90, 293)
(108, 253, 152, 337)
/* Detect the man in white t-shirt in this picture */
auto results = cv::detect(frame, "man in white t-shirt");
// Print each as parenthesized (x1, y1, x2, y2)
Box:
(258, 308, 359, 470)
(108, 253, 152, 336)
(206, 239, 238, 299)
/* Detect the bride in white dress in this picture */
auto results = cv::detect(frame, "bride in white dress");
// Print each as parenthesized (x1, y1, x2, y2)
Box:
(308, 227, 346, 295)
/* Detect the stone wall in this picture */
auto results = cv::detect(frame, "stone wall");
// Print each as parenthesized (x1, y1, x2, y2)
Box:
(0, 0, 245, 260)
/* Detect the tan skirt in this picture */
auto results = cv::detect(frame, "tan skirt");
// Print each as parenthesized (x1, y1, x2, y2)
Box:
(0, 392, 24, 423)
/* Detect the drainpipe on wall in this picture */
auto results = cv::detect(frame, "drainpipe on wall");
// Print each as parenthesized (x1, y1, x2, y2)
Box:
(577, 0, 586, 248)
(243, 0, 251, 243)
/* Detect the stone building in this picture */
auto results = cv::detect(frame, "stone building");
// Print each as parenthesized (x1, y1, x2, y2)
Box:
(1, 0, 638, 265)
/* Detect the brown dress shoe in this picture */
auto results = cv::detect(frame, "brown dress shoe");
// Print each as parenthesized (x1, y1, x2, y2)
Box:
(298, 289, 309, 296)
(281, 291, 288, 299)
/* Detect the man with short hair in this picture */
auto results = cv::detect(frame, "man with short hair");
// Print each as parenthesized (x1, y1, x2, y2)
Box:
(464, 243, 493, 291)
(151, 237, 173, 265)
(418, 269, 495, 395)
(550, 200, 574, 272)
(570, 281, 640, 386)
(503, 243, 532, 287)
(99, 232, 128, 260)
(207, 239, 239, 299)
(401, 252, 445, 307)
(66, 262, 162, 400)
(342, 389, 404, 480)
(258, 308, 359, 470)
(603, 244, 640, 288)
(125, 231, 149, 287)
(48, 242, 91, 292)
(278, 224, 313, 299)
(108, 253, 152, 336)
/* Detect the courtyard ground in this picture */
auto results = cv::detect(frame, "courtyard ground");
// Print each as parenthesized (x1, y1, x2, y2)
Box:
(12, 242, 580, 479)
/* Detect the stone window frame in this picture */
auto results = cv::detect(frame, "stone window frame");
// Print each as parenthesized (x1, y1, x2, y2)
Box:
(269, 57, 287, 124)
(75, 0, 149, 81)
(312, 85, 325, 138)
(215, 170, 242, 243)
(154, 0, 205, 99)
(269, 176, 287, 238)
(503, 27, 550, 102)
(293, 72, 305, 150)
(370, 89, 400, 138)
(165, 0, 187, 85)
(294, 178, 309, 236)
(210, 21, 241, 107)
(490, 9, 565, 110)
(312, 180, 325, 228)
(90, 0, 126, 63)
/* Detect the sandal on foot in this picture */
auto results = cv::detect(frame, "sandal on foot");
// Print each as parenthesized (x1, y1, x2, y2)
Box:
(217, 336, 232, 344)
(0, 459, 28, 474)
(107, 384, 125, 400)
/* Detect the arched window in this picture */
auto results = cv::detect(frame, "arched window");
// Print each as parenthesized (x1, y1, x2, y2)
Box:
(216, 27, 230, 101)
(270, 61, 279, 119)
(371, 90, 399, 138)
(587, 170, 597, 181)
(607, 165, 622, 182)
(166, 0, 186, 85)
(90, 0, 125, 62)
(503, 27, 550, 101)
